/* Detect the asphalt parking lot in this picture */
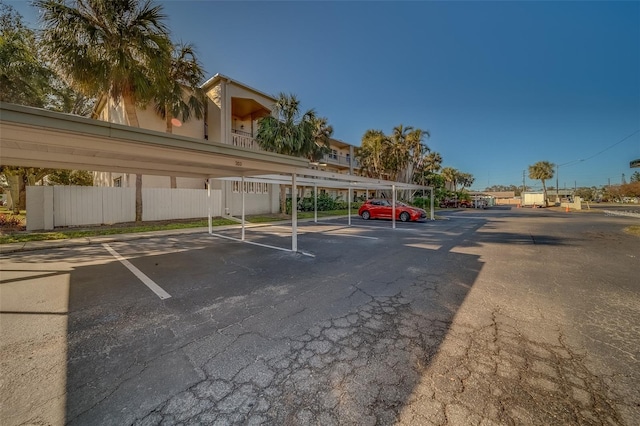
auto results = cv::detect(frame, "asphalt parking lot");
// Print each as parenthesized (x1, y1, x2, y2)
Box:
(1, 207, 639, 425)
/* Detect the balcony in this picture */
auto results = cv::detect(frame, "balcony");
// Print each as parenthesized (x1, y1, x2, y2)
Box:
(322, 153, 359, 169)
(231, 129, 260, 151)
(230, 130, 360, 170)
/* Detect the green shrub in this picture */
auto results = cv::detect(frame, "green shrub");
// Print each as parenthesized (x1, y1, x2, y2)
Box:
(412, 197, 431, 209)
(286, 193, 362, 213)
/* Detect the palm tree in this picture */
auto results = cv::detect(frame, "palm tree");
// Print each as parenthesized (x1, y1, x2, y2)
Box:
(154, 42, 205, 134)
(441, 167, 459, 193)
(0, 3, 51, 107)
(417, 151, 443, 193)
(309, 116, 333, 162)
(1, 3, 94, 212)
(256, 93, 317, 156)
(423, 152, 443, 174)
(255, 93, 318, 213)
(37, 0, 173, 222)
(457, 172, 475, 192)
(528, 161, 555, 207)
(153, 42, 206, 187)
(386, 125, 412, 181)
(404, 127, 430, 186)
(357, 129, 388, 179)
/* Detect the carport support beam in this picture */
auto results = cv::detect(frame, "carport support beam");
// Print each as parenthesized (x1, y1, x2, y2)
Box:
(348, 187, 352, 226)
(207, 178, 212, 234)
(430, 188, 435, 220)
(314, 184, 317, 223)
(292, 173, 297, 252)
(241, 176, 245, 241)
(392, 184, 396, 229)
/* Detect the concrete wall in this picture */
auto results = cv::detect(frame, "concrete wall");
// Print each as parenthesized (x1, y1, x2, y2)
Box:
(26, 186, 223, 231)
(561, 197, 583, 210)
(25, 186, 53, 231)
(101, 97, 204, 139)
(495, 198, 521, 205)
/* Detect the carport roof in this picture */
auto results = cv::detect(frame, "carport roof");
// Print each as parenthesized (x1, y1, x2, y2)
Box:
(0, 103, 308, 178)
(217, 172, 432, 191)
(0, 102, 432, 192)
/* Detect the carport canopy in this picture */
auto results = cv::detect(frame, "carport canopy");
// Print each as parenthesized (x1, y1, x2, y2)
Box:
(0, 102, 434, 253)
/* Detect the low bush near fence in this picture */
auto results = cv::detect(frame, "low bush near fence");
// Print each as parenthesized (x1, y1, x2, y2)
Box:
(0, 214, 25, 231)
(287, 194, 362, 214)
(411, 197, 432, 209)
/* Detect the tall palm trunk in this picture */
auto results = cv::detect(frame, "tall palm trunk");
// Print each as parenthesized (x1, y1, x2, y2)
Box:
(6, 174, 21, 214)
(124, 93, 144, 222)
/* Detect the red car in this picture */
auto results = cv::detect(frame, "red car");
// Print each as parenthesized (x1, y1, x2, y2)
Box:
(358, 199, 427, 222)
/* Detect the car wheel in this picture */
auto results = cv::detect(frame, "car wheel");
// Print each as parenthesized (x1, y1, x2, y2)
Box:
(361, 211, 371, 220)
(399, 211, 410, 222)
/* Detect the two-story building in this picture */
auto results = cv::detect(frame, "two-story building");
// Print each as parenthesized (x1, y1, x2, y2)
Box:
(93, 73, 362, 215)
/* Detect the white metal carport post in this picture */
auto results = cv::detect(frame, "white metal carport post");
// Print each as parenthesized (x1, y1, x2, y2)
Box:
(292, 173, 297, 252)
(207, 178, 212, 234)
(348, 187, 352, 226)
(241, 176, 245, 241)
(314, 184, 318, 223)
(392, 184, 396, 229)
(430, 188, 435, 220)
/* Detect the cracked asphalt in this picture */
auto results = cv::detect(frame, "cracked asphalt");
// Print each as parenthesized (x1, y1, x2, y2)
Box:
(1, 207, 639, 425)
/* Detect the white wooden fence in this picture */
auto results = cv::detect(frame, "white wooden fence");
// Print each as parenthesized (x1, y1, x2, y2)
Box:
(26, 186, 222, 231)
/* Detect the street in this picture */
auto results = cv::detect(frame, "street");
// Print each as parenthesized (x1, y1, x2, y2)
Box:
(1, 207, 639, 425)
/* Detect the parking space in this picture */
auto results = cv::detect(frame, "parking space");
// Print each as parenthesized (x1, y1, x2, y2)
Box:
(3, 210, 639, 425)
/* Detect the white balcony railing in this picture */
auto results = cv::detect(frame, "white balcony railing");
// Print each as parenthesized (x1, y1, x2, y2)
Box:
(231, 131, 261, 151)
(230, 130, 360, 169)
(322, 153, 359, 168)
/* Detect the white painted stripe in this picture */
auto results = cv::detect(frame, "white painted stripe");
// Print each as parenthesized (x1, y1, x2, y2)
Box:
(443, 216, 487, 220)
(102, 243, 171, 300)
(210, 233, 315, 258)
(267, 224, 378, 240)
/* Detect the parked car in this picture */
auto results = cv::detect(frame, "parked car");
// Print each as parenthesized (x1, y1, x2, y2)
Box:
(439, 199, 472, 208)
(358, 199, 427, 222)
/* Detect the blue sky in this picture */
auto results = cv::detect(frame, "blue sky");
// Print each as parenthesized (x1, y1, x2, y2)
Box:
(7, 0, 640, 190)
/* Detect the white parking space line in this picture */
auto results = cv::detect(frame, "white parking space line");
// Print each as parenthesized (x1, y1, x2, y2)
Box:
(210, 233, 316, 257)
(441, 216, 487, 220)
(267, 225, 379, 240)
(102, 243, 171, 300)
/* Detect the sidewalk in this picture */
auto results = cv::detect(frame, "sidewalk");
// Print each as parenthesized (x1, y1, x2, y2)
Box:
(0, 226, 212, 254)
(0, 216, 350, 254)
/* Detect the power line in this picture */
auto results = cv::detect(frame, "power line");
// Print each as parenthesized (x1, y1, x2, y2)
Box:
(580, 129, 640, 163)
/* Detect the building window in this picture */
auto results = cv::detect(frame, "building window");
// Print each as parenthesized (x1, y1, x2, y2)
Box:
(114, 177, 122, 187)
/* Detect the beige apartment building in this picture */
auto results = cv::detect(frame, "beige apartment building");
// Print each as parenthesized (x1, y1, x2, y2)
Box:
(93, 74, 362, 215)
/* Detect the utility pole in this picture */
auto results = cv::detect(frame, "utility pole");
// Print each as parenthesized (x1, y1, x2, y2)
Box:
(522, 170, 526, 195)
(556, 164, 560, 203)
